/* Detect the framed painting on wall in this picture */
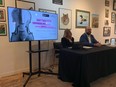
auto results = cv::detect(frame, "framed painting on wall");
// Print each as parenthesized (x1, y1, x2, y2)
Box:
(59, 8, 72, 30)
(91, 14, 99, 28)
(105, 9, 109, 18)
(113, 0, 116, 10)
(38, 8, 56, 14)
(16, 0, 35, 10)
(111, 12, 115, 23)
(105, 0, 109, 7)
(103, 27, 111, 37)
(0, 23, 7, 36)
(52, 0, 63, 5)
(0, 0, 4, 7)
(0, 9, 5, 22)
(76, 9, 90, 28)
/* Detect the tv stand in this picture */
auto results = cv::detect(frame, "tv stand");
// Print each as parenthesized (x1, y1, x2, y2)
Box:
(23, 41, 58, 87)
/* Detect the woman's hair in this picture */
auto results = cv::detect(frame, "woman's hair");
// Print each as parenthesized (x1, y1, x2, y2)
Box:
(63, 29, 72, 38)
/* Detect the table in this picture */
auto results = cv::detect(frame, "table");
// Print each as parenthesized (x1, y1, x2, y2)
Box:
(58, 46, 116, 87)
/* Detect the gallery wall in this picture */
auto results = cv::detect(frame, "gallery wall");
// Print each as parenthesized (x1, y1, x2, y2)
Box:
(0, 0, 115, 77)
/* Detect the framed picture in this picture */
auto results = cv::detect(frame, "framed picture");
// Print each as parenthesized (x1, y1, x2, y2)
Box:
(76, 9, 90, 28)
(0, 23, 7, 36)
(0, 9, 6, 22)
(105, 9, 109, 18)
(38, 8, 56, 14)
(104, 20, 109, 26)
(52, 0, 63, 5)
(105, 0, 109, 7)
(113, 0, 116, 10)
(59, 8, 72, 30)
(0, 0, 4, 7)
(111, 12, 115, 23)
(105, 39, 109, 44)
(16, 0, 35, 10)
(103, 27, 111, 37)
(91, 14, 99, 28)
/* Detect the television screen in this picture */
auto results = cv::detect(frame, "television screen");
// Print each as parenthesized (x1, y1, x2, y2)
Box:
(7, 7, 58, 42)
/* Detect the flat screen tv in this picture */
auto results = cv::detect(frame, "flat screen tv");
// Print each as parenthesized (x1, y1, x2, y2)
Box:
(7, 7, 58, 42)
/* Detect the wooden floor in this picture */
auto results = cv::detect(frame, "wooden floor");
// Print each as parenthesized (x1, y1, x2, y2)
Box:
(0, 66, 116, 87)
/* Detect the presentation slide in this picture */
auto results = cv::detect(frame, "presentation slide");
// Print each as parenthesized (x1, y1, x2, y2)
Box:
(7, 7, 58, 42)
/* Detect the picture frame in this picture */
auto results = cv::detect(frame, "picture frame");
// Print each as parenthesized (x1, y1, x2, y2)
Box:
(0, 23, 7, 36)
(38, 8, 56, 14)
(103, 27, 111, 37)
(105, 39, 109, 44)
(0, 9, 6, 22)
(105, 0, 109, 7)
(52, 0, 63, 5)
(0, 0, 5, 7)
(111, 12, 115, 23)
(91, 14, 99, 28)
(113, 0, 116, 11)
(16, 0, 35, 10)
(59, 8, 72, 30)
(105, 9, 109, 18)
(114, 25, 116, 34)
(76, 9, 90, 28)
(104, 20, 109, 26)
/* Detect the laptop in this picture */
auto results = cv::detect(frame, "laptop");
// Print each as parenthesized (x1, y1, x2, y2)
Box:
(72, 42, 83, 50)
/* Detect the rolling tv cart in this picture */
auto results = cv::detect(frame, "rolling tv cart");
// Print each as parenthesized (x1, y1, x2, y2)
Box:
(23, 41, 58, 87)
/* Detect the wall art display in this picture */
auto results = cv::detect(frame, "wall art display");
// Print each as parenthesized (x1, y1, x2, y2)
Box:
(76, 9, 90, 28)
(38, 8, 56, 14)
(113, 0, 116, 10)
(16, 0, 35, 10)
(59, 8, 72, 30)
(105, 39, 109, 44)
(105, 9, 109, 18)
(52, 0, 63, 5)
(0, 9, 5, 22)
(0, 0, 4, 7)
(111, 12, 115, 23)
(105, 0, 109, 7)
(92, 14, 99, 28)
(0, 23, 7, 36)
(114, 25, 116, 34)
(104, 20, 109, 25)
(103, 27, 111, 36)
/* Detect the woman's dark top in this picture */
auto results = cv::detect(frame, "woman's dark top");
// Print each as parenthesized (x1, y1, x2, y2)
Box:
(61, 37, 74, 48)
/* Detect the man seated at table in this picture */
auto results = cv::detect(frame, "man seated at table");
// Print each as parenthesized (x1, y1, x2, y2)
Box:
(79, 26, 101, 47)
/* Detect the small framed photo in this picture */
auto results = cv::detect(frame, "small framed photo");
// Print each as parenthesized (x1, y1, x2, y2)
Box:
(104, 20, 109, 26)
(91, 14, 99, 28)
(52, 0, 63, 5)
(59, 8, 72, 30)
(0, 9, 6, 22)
(105, 0, 109, 7)
(38, 8, 56, 14)
(114, 25, 116, 34)
(105, 39, 109, 44)
(105, 9, 109, 18)
(76, 9, 90, 28)
(0, 0, 5, 7)
(16, 0, 35, 10)
(113, 0, 116, 11)
(103, 27, 111, 37)
(111, 12, 115, 23)
(0, 23, 7, 36)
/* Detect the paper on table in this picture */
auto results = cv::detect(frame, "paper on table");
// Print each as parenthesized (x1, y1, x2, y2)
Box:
(83, 46, 93, 49)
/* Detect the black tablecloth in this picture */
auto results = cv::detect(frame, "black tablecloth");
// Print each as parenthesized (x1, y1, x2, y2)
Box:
(58, 46, 116, 87)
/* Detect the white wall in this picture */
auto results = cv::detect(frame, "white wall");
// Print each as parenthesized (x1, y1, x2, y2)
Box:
(0, 0, 115, 77)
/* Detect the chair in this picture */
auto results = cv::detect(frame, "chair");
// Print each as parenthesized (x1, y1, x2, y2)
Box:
(47, 42, 62, 73)
(53, 42, 62, 58)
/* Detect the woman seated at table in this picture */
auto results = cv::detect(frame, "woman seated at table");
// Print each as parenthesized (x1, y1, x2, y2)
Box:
(61, 29, 74, 48)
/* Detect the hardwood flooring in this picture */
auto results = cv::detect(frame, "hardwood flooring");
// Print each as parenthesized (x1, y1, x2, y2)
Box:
(0, 65, 116, 87)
